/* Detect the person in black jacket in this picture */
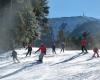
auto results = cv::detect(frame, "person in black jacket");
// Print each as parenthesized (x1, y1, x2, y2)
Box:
(52, 43, 56, 54)
(60, 42, 65, 53)
(11, 50, 20, 63)
(26, 44, 32, 57)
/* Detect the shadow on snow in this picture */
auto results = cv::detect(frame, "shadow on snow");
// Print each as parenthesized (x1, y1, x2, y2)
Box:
(0, 61, 42, 79)
(51, 52, 86, 66)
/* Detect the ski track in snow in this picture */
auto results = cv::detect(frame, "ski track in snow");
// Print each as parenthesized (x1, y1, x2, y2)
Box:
(0, 48, 100, 80)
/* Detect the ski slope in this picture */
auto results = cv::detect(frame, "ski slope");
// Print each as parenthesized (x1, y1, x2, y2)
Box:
(0, 48, 100, 80)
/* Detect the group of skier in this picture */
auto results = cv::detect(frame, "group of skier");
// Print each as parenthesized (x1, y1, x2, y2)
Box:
(80, 32, 99, 57)
(11, 42, 65, 63)
(11, 32, 99, 63)
(51, 42, 65, 54)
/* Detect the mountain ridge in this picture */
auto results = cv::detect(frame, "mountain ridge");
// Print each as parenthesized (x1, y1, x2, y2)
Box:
(48, 16, 100, 39)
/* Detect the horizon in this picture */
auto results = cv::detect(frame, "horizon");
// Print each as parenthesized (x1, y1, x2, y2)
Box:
(48, 15, 100, 20)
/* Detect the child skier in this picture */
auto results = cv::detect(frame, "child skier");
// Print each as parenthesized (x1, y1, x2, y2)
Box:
(80, 38, 88, 53)
(92, 47, 99, 58)
(11, 49, 20, 63)
(60, 42, 65, 53)
(35, 43, 46, 62)
(52, 43, 56, 54)
(26, 44, 32, 57)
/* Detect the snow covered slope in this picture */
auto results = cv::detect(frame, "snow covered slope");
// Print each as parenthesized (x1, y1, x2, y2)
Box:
(0, 48, 100, 80)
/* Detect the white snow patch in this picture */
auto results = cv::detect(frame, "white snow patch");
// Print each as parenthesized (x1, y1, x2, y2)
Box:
(0, 48, 100, 80)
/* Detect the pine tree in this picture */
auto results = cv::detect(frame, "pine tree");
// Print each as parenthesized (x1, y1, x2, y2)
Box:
(0, 0, 49, 50)
(33, 0, 49, 35)
(32, 0, 49, 45)
(16, 0, 40, 44)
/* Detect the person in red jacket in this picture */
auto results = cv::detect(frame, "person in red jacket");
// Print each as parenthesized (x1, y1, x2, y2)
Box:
(92, 47, 99, 57)
(80, 38, 88, 53)
(35, 43, 46, 62)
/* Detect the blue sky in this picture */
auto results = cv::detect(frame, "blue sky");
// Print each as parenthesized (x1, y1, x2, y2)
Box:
(48, 0, 100, 19)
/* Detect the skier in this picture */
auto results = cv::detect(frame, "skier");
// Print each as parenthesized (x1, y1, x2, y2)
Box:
(26, 44, 32, 57)
(35, 43, 46, 62)
(80, 38, 88, 53)
(11, 49, 20, 63)
(60, 42, 65, 53)
(52, 43, 56, 54)
(92, 47, 99, 57)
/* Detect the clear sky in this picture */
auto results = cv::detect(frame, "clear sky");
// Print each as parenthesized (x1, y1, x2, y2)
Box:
(48, 0, 100, 19)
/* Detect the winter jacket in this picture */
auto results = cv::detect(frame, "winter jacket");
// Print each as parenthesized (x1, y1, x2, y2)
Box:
(12, 50, 17, 57)
(61, 43, 65, 48)
(38, 45, 46, 54)
(26, 45, 32, 51)
(93, 48, 99, 53)
(80, 39, 87, 46)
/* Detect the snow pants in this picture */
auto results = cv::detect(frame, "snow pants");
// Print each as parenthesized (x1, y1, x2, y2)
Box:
(81, 46, 88, 53)
(39, 53, 45, 62)
(26, 50, 32, 56)
(52, 48, 56, 54)
(60, 48, 64, 53)
(13, 56, 20, 62)
(92, 52, 99, 57)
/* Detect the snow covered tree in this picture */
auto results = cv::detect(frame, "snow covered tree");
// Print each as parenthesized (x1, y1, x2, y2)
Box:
(0, 0, 49, 51)
(16, 0, 40, 44)
(32, 0, 49, 46)
(33, 0, 49, 36)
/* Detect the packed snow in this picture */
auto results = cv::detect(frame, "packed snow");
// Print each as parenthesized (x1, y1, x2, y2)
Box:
(0, 48, 100, 80)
